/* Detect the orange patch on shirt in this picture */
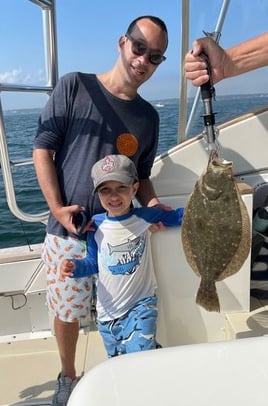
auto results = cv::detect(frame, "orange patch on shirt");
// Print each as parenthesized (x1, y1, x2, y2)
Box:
(116, 133, 138, 156)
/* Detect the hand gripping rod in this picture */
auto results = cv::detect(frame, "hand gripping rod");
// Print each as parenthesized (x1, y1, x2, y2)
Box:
(200, 52, 219, 155)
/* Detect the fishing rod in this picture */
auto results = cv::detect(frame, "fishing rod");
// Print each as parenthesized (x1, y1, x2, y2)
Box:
(200, 50, 219, 155)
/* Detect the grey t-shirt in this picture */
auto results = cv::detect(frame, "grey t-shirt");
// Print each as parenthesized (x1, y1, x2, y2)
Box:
(34, 72, 159, 238)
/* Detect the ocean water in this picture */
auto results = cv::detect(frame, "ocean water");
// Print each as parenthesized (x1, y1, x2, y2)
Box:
(1, 94, 268, 249)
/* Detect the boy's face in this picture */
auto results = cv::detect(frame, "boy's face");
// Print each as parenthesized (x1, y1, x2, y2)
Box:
(97, 180, 139, 217)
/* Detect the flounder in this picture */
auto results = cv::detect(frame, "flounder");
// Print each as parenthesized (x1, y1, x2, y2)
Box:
(181, 152, 251, 312)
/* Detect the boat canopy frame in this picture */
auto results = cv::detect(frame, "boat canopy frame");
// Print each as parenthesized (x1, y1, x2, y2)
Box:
(0, 0, 57, 223)
(0, 0, 232, 224)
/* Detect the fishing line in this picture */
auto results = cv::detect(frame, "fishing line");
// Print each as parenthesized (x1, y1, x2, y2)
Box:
(18, 219, 33, 252)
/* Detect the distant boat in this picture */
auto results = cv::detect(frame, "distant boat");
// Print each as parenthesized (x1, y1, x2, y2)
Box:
(155, 102, 165, 107)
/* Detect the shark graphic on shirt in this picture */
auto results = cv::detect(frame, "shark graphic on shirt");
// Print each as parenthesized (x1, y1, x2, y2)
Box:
(106, 236, 145, 275)
(107, 236, 140, 255)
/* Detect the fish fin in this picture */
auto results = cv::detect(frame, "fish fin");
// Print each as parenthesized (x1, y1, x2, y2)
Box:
(217, 196, 251, 281)
(196, 279, 220, 312)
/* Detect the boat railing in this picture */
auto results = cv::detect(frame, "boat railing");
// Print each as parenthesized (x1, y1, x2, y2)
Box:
(0, 0, 58, 223)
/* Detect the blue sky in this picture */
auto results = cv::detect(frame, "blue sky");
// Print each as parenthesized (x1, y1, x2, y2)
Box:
(1, 0, 268, 110)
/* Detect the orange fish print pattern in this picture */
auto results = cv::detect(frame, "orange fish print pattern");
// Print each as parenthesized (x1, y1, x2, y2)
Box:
(42, 233, 94, 322)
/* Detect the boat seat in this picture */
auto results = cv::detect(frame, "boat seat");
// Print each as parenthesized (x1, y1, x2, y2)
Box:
(68, 336, 268, 406)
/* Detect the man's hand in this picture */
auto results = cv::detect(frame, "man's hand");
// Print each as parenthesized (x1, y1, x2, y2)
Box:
(184, 37, 226, 86)
(53, 205, 94, 236)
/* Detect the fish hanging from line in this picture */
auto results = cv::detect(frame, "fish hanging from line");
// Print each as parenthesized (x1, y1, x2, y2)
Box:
(181, 151, 251, 312)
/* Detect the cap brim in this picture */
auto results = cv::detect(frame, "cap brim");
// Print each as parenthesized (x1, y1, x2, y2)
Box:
(93, 173, 137, 194)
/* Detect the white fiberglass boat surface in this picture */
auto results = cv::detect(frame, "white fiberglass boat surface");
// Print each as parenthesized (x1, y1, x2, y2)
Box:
(1, 1, 268, 405)
(69, 336, 268, 406)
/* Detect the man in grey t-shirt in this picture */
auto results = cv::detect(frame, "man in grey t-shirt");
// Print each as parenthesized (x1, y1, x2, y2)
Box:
(33, 15, 168, 406)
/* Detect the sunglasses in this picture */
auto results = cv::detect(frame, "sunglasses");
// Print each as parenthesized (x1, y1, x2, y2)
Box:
(125, 33, 166, 66)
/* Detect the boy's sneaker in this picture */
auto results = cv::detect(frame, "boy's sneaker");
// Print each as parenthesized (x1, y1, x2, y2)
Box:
(51, 373, 79, 406)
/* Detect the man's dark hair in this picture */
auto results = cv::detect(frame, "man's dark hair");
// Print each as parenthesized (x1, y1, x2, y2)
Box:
(126, 15, 168, 49)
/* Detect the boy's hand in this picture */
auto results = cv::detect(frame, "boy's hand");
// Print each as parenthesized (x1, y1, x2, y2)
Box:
(149, 222, 167, 233)
(60, 259, 76, 281)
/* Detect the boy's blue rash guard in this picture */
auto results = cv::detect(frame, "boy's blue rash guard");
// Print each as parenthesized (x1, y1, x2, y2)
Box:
(72, 206, 184, 321)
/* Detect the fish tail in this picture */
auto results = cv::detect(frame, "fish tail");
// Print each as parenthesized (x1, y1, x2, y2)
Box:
(196, 279, 220, 312)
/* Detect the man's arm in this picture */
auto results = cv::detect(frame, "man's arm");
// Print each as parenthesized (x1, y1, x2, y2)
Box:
(33, 149, 62, 215)
(137, 178, 171, 232)
(226, 32, 268, 77)
(184, 32, 268, 86)
(137, 178, 170, 210)
(136, 178, 160, 207)
(33, 148, 84, 234)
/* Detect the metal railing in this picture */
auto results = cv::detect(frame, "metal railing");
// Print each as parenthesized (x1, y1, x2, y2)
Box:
(0, 0, 58, 222)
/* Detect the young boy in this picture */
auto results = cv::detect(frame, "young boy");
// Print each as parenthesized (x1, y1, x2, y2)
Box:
(60, 155, 184, 357)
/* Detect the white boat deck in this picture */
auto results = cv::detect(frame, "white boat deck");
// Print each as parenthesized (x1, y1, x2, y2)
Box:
(1, 289, 268, 405)
(0, 329, 107, 405)
(2, 297, 268, 405)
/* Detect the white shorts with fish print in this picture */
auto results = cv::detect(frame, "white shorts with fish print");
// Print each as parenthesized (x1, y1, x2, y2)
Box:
(42, 233, 94, 322)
